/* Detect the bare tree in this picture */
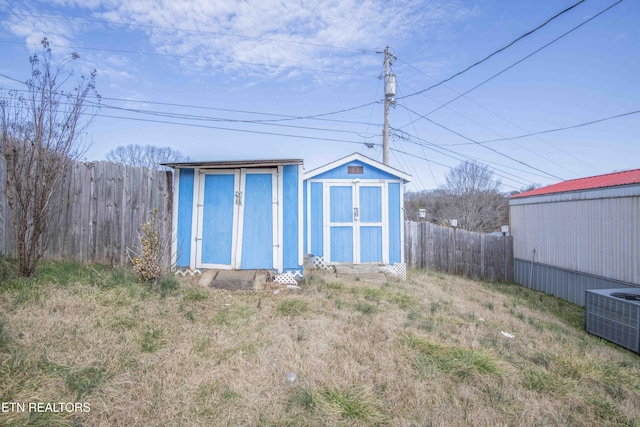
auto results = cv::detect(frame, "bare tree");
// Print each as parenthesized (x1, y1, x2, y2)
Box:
(106, 144, 188, 170)
(1, 38, 99, 277)
(440, 161, 507, 232)
(404, 188, 449, 222)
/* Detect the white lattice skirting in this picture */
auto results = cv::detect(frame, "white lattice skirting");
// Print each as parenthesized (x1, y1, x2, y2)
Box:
(313, 256, 336, 272)
(174, 269, 201, 276)
(380, 263, 407, 281)
(274, 271, 304, 285)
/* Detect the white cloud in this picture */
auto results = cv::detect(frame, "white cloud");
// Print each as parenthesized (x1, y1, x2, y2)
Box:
(3, 0, 476, 80)
(98, 0, 475, 77)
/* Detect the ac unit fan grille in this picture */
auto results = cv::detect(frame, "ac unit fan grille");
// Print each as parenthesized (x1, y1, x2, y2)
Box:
(585, 290, 640, 353)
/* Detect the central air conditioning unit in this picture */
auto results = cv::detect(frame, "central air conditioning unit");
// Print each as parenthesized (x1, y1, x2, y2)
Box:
(585, 288, 640, 353)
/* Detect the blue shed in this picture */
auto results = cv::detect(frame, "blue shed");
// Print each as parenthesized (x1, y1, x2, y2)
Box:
(303, 153, 411, 265)
(165, 159, 304, 273)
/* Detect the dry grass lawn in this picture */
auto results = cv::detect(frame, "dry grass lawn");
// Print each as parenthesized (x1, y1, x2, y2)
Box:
(1, 261, 640, 426)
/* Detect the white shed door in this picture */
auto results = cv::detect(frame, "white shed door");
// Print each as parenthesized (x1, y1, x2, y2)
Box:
(325, 182, 387, 264)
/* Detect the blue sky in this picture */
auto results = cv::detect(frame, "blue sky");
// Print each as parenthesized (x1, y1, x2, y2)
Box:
(0, 0, 638, 192)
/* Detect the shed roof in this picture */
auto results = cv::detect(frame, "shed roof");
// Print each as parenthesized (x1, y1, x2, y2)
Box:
(511, 168, 640, 199)
(303, 152, 411, 182)
(162, 159, 303, 169)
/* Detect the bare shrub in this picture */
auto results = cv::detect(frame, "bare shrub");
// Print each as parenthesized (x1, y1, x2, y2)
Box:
(128, 208, 170, 282)
(0, 38, 99, 277)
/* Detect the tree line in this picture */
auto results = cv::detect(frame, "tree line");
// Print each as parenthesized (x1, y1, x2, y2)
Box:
(405, 161, 539, 233)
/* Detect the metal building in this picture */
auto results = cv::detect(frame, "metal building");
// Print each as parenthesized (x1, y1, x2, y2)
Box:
(303, 153, 411, 265)
(165, 159, 304, 274)
(509, 169, 640, 306)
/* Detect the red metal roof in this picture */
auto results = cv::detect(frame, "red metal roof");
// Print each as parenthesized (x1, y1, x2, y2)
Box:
(511, 168, 640, 198)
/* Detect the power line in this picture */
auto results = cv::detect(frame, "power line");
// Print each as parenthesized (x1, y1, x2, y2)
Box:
(397, 103, 564, 180)
(0, 72, 382, 127)
(398, 0, 624, 122)
(397, 0, 586, 101)
(396, 86, 437, 188)
(0, 91, 381, 141)
(390, 139, 427, 190)
(392, 108, 532, 187)
(91, 100, 381, 139)
(389, 147, 522, 191)
(453, 110, 640, 145)
(0, 72, 378, 146)
(88, 113, 376, 147)
(394, 128, 542, 186)
(394, 67, 595, 177)
(395, 80, 583, 178)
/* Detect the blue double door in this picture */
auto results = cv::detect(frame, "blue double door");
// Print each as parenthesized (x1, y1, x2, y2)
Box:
(196, 169, 276, 270)
(326, 182, 385, 264)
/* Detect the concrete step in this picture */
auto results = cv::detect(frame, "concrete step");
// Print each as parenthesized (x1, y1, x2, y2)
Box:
(197, 269, 261, 290)
(333, 264, 387, 284)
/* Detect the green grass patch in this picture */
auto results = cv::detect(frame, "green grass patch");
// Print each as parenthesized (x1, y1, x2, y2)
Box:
(351, 286, 418, 310)
(35, 260, 94, 286)
(183, 287, 209, 302)
(110, 313, 139, 331)
(387, 292, 417, 309)
(289, 386, 318, 412)
(210, 305, 256, 326)
(277, 299, 309, 317)
(158, 275, 180, 298)
(402, 333, 501, 379)
(521, 367, 573, 395)
(0, 319, 10, 351)
(355, 302, 377, 315)
(354, 287, 385, 302)
(324, 282, 346, 291)
(4, 278, 43, 305)
(191, 337, 212, 355)
(319, 385, 387, 425)
(482, 282, 584, 329)
(65, 366, 107, 399)
(96, 267, 138, 288)
(139, 328, 164, 353)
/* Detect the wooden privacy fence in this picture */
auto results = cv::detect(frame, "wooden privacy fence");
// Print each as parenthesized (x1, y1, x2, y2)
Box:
(405, 221, 513, 282)
(0, 159, 172, 267)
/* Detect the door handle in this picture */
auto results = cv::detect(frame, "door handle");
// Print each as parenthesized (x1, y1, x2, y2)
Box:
(235, 191, 243, 205)
(354, 207, 359, 220)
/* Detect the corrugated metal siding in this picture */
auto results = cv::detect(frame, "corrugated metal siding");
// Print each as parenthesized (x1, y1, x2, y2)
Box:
(283, 165, 300, 271)
(511, 195, 640, 285)
(514, 259, 638, 306)
(176, 168, 194, 267)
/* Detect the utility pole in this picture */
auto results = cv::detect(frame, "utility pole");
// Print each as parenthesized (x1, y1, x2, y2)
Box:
(380, 46, 396, 165)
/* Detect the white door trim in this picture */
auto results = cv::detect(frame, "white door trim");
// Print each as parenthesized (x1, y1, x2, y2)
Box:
(322, 180, 388, 264)
(234, 168, 278, 270)
(195, 169, 240, 270)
